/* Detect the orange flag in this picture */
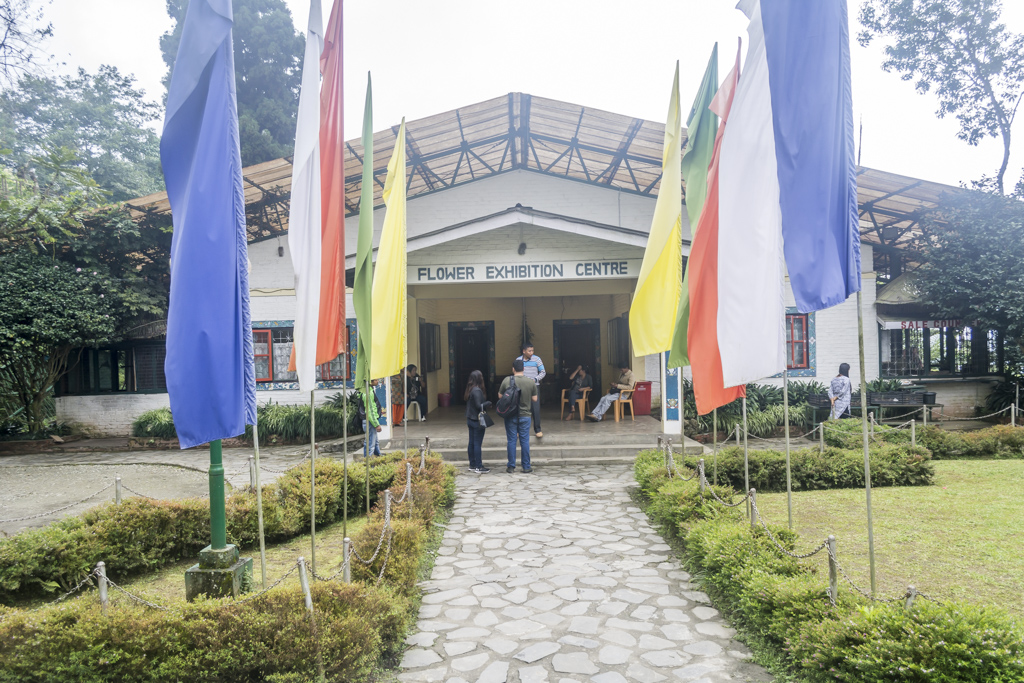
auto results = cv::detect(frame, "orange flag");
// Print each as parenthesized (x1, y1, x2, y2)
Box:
(689, 41, 746, 415)
(316, 0, 346, 364)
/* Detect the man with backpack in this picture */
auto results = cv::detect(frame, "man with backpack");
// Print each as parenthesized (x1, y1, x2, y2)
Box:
(355, 380, 383, 456)
(497, 359, 538, 473)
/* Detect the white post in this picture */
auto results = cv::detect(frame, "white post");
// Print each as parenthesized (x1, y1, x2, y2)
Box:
(742, 396, 750, 519)
(911, 419, 916, 447)
(783, 369, 793, 530)
(404, 366, 409, 453)
(252, 421, 268, 589)
(297, 557, 313, 612)
(310, 389, 317, 578)
(115, 477, 121, 505)
(342, 350, 348, 540)
(856, 289, 877, 597)
(97, 561, 108, 615)
(712, 408, 718, 486)
(342, 537, 351, 582)
(248, 455, 256, 492)
(661, 354, 684, 436)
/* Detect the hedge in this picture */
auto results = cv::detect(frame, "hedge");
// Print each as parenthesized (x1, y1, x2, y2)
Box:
(0, 450, 440, 602)
(683, 444, 934, 493)
(918, 424, 1024, 460)
(0, 453, 456, 681)
(635, 448, 1024, 682)
(821, 418, 911, 450)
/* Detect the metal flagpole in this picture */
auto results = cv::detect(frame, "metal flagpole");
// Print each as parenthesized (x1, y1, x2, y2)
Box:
(783, 369, 793, 529)
(252, 420, 267, 588)
(712, 408, 718, 486)
(404, 366, 409, 454)
(366, 378, 372, 514)
(857, 289, 877, 596)
(309, 389, 317, 577)
(742, 396, 749, 518)
(661, 354, 667, 434)
(343, 351, 348, 539)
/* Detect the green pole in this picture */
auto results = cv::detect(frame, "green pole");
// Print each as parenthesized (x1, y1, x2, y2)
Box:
(366, 379, 371, 515)
(209, 439, 227, 550)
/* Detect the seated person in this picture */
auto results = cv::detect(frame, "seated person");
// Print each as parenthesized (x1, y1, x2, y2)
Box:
(564, 365, 594, 420)
(586, 365, 635, 422)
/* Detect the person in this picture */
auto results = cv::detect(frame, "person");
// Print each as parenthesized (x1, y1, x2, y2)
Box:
(406, 364, 427, 422)
(829, 363, 853, 419)
(586, 365, 635, 422)
(499, 359, 538, 473)
(356, 380, 383, 456)
(464, 369, 492, 473)
(390, 372, 405, 426)
(564, 365, 594, 420)
(515, 344, 546, 438)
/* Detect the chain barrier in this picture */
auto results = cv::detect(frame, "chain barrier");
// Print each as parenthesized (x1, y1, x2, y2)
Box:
(0, 482, 115, 523)
(393, 464, 413, 504)
(748, 496, 829, 560)
(104, 575, 170, 611)
(119, 484, 157, 500)
(51, 569, 99, 604)
(696, 462, 750, 508)
(349, 494, 392, 566)
(933, 405, 1011, 422)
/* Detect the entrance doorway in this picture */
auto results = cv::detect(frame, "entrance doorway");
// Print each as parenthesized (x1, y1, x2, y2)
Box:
(448, 321, 496, 404)
(553, 319, 601, 396)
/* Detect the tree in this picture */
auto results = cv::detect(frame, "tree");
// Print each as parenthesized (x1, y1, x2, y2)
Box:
(0, 66, 164, 201)
(916, 190, 1024, 364)
(0, 252, 117, 432)
(859, 0, 1024, 194)
(160, 0, 303, 167)
(0, 0, 52, 86)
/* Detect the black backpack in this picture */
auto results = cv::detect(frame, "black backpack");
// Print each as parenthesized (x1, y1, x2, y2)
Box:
(495, 375, 521, 419)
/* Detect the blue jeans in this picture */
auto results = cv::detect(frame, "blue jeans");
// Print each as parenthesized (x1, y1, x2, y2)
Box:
(467, 419, 485, 469)
(504, 415, 531, 469)
(362, 421, 381, 456)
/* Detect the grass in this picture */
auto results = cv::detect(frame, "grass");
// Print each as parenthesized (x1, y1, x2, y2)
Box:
(756, 460, 1024, 616)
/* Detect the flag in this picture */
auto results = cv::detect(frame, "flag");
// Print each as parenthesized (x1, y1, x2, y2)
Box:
(287, 0, 324, 393)
(370, 119, 407, 379)
(717, 0, 859, 388)
(317, 0, 347, 365)
(669, 44, 719, 369)
(353, 76, 374, 386)
(688, 42, 746, 415)
(160, 0, 256, 449)
(629, 63, 683, 357)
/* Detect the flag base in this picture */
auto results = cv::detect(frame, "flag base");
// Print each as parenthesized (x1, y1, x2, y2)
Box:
(184, 544, 253, 602)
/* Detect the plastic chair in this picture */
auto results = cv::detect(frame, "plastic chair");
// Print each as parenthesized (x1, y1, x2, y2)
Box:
(576, 387, 592, 421)
(614, 389, 635, 422)
(406, 400, 422, 422)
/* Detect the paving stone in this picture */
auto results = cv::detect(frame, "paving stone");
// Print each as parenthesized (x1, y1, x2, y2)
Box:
(671, 663, 716, 681)
(514, 641, 561, 663)
(448, 627, 492, 640)
(597, 645, 632, 665)
(445, 608, 472, 621)
(398, 665, 448, 682)
(444, 641, 477, 656)
(474, 611, 499, 627)
(422, 588, 468, 604)
(502, 606, 534, 619)
(640, 650, 690, 668)
(598, 630, 637, 647)
(534, 612, 566, 627)
(592, 673, 628, 683)
(519, 665, 549, 683)
(682, 641, 723, 657)
(694, 622, 735, 639)
(558, 635, 601, 649)
(475, 660, 510, 683)
(526, 595, 564, 611)
(505, 587, 530, 604)
(655, 596, 687, 608)
(630, 605, 657, 620)
(482, 638, 518, 655)
(568, 616, 600, 634)
(605, 618, 654, 632)
(496, 619, 546, 637)
(659, 624, 693, 642)
(401, 649, 444, 668)
(638, 635, 676, 650)
(661, 609, 690, 623)
(611, 589, 649, 604)
(560, 601, 592, 616)
(682, 592, 711, 604)
(690, 606, 719, 621)
(552, 653, 600, 675)
(596, 601, 628, 616)
(451, 653, 490, 673)
(405, 631, 438, 647)
(553, 587, 579, 601)
(625, 663, 667, 683)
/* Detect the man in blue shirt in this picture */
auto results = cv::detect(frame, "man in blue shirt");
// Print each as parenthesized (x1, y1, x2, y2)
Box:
(516, 344, 545, 438)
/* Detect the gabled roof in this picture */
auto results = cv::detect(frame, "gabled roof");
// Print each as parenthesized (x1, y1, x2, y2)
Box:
(125, 92, 963, 251)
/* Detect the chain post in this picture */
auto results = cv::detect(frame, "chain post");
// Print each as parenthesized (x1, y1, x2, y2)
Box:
(1012, 403, 1016, 427)
(667, 439, 674, 475)
(905, 585, 917, 611)
(248, 455, 256, 491)
(97, 561, 108, 615)
(911, 419, 916, 447)
(657, 436, 663, 451)
(407, 462, 414, 520)
(115, 477, 122, 505)
(827, 536, 838, 606)
(297, 558, 313, 612)
(698, 459, 705, 496)
(870, 412, 875, 436)
(735, 423, 740, 447)
(819, 422, 825, 453)
(342, 538, 351, 582)
(749, 489, 757, 529)
(923, 403, 928, 426)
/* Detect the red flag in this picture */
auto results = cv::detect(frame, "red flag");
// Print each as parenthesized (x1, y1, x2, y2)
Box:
(317, 0, 346, 363)
(689, 41, 746, 415)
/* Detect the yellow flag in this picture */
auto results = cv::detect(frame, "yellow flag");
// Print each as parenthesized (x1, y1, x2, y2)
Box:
(630, 63, 683, 357)
(370, 119, 407, 379)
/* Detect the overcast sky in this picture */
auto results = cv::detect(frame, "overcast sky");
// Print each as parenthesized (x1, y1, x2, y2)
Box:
(43, 0, 1024, 190)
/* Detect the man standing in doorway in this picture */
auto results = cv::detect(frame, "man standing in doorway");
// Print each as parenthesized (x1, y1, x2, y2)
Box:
(406, 364, 427, 422)
(586, 365, 635, 422)
(500, 359, 538, 473)
(516, 344, 545, 438)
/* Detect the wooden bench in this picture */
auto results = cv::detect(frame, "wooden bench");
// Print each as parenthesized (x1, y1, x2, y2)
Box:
(807, 393, 878, 427)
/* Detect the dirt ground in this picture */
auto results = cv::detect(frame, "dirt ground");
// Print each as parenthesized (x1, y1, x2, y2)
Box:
(0, 464, 211, 536)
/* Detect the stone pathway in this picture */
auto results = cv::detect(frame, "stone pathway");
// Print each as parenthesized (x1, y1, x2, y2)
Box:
(399, 464, 771, 683)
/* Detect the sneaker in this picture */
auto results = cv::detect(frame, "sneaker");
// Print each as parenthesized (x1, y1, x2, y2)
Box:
(535, 431, 543, 438)
(419, 416, 426, 422)
(522, 467, 533, 473)
(585, 415, 599, 422)
(468, 467, 481, 474)
(506, 466, 515, 473)
(478, 467, 491, 473)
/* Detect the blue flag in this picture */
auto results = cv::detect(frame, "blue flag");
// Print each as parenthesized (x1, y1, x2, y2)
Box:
(761, 0, 861, 312)
(161, 0, 256, 449)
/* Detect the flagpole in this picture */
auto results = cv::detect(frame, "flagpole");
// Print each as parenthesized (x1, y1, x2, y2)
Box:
(210, 439, 227, 549)
(309, 389, 316, 577)
(366, 378, 371, 514)
(661, 354, 667, 434)
(404, 366, 409, 454)
(712, 407, 718, 486)
(252, 420, 267, 588)
(742, 396, 749, 518)
(857, 289, 877, 595)
(783, 369, 793, 529)
(343, 351, 348, 539)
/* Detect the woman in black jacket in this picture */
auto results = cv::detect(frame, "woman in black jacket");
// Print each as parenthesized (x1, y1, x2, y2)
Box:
(465, 370, 491, 473)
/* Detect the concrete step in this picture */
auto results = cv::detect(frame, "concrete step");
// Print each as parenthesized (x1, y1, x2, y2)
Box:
(434, 440, 703, 464)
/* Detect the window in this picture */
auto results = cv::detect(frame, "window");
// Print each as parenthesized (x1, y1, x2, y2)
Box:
(786, 314, 809, 370)
(607, 314, 630, 368)
(253, 330, 272, 381)
(420, 322, 441, 372)
(318, 357, 346, 380)
(271, 328, 297, 381)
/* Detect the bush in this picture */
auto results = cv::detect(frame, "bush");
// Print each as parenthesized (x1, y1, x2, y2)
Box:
(685, 444, 934, 493)
(919, 424, 1024, 459)
(0, 581, 408, 682)
(244, 402, 357, 443)
(130, 408, 177, 439)
(633, 447, 1024, 682)
(822, 417, 911, 449)
(0, 450, 452, 603)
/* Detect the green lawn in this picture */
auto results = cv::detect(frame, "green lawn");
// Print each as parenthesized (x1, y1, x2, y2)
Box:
(756, 460, 1024, 616)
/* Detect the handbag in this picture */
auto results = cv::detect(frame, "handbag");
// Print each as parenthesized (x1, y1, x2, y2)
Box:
(479, 410, 495, 428)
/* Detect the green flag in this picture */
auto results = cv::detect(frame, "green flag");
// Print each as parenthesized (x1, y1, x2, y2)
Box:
(354, 75, 374, 386)
(669, 44, 719, 369)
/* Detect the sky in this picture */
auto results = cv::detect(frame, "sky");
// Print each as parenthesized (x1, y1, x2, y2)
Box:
(42, 0, 1024, 191)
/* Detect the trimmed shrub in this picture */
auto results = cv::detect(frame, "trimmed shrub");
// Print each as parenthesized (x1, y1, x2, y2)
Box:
(131, 408, 177, 439)
(919, 424, 1024, 459)
(685, 444, 934, 493)
(0, 450, 450, 603)
(822, 418, 911, 449)
(633, 447, 1024, 683)
(243, 402, 356, 443)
